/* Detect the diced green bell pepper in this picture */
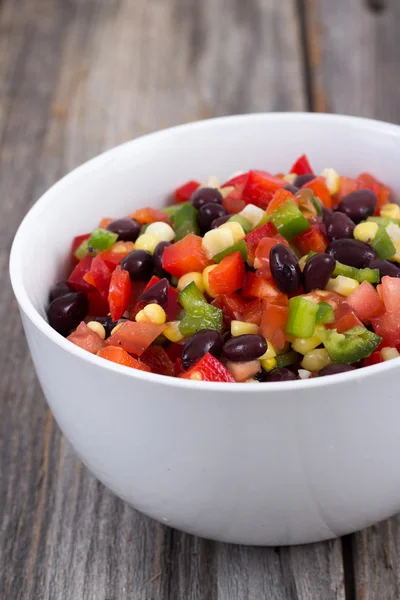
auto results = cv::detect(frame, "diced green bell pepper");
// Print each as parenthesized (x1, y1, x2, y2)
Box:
(213, 240, 248, 263)
(161, 202, 190, 218)
(178, 282, 223, 336)
(369, 226, 396, 260)
(228, 214, 253, 234)
(74, 239, 90, 260)
(88, 228, 118, 251)
(316, 302, 335, 324)
(333, 261, 380, 284)
(318, 326, 382, 364)
(310, 195, 323, 216)
(275, 351, 299, 369)
(286, 296, 319, 338)
(269, 199, 310, 240)
(367, 216, 400, 228)
(173, 203, 199, 240)
(305, 251, 318, 262)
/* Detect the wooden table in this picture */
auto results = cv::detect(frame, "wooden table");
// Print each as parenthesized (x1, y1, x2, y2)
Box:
(1, 1, 399, 598)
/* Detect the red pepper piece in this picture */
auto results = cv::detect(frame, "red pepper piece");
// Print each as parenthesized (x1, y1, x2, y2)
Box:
(140, 346, 175, 376)
(208, 252, 246, 296)
(245, 221, 278, 266)
(180, 352, 235, 382)
(302, 177, 332, 209)
(83, 255, 112, 297)
(97, 346, 152, 371)
(289, 154, 313, 176)
(71, 233, 90, 261)
(130, 207, 169, 224)
(362, 350, 383, 368)
(88, 290, 111, 317)
(242, 272, 288, 304)
(293, 224, 328, 255)
(174, 180, 200, 203)
(98, 241, 135, 268)
(68, 254, 94, 294)
(108, 267, 132, 322)
(356, 172, 391, 215)
(242, 170, 285, 208)
(241, 298, 263, 325)
(211, 292, 246, 326)
(162, 234, 211, 278)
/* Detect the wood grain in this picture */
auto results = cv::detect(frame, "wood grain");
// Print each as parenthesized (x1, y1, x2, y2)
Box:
(0, 0, 346, 599)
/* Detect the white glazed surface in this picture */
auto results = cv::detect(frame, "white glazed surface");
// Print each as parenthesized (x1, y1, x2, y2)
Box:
(10, 114, 400, 545)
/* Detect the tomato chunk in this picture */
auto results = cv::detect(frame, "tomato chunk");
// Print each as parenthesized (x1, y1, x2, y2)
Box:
(68, 254, 94, 294)
(130, 207, 169, 224)
(174, 180, 200, 203)
(67, 321, 106, 354)
(303, 177, 332, 209)
(242, 272, 288, 304)
(260, 300, 289, 350)
(180, 353, 235, 382)
(162, 234, 211, 278)
(290, 154, 313, 176)
(208, 252, 246, 296)
(83, 255, 112, 297)
(347, 281, 384, 322)
(108, 267, 132, 322)
(105, 321, 167, 355)
(245, 221, 278, 266)
(97, 346, 152, 371)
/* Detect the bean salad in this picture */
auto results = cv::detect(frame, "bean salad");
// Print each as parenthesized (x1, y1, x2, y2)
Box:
(47, 155, 400, 382)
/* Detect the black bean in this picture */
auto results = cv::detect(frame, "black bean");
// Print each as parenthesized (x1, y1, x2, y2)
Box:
(182, 330, 224, 370)
(322, 206, 333, 222)
(283, 183, 299, 194)
(197, 203, 228, 233)
(190, 187, 223, 209)
(336, 189, 377, 224)
(47, 292, 89, 336)
(223, 334, 267, 362)
(264, 368, 298, 382)
(303, 253, 336, 293)
(94, 316, 126, 338)
(106, 218, 141, 242)
(211, 215, 231, 229)
(153, 241, 171, 274)
(294, 173, 315, 188)
(318, 364, 356, 377)
(324, 211, 355, 241)
(121, 250, 153, 280)
(369, 258, 400, 278)
(326, 239, 377, 269)
(138, 278, 169, 307)
(49, 281, 73, 302)
(270, 245, 301, 294)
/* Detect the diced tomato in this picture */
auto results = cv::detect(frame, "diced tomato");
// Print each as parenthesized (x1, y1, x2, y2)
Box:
(303, 177, 332, 209)
(97, 346, 152, 371)
(357, 172, 391, 214)
(242, 272, 288, 304)
(175, 357, 185, 377)
(162, 234, 211, 278)
(347, 281, 384, 322)
(67, 321, 106, 354)
(87, 290, 110, 317)
(71, 233, 90, 261)
(98, 241, 135, 268)
(105, 321, 167, 356)
(378, 276, 400, 314)
(266, 188, 295, 215)
(99, 217, 113, 229)
(140, 346, 175, 376)
(108, 267, 132, 322)
(260, 300, 289, 350)
(208, 252, 246, 296)
(245, 221, 278, 266)
(254, 235, 289, 272)
(83, 255, 112, 297)
(222, 197, 246, 214)
(68, 254, 94, 294)
(371, 276, 400, 346)
(241, 299, 263, 325)
(221, 172, 249, 197)
(335, 312, 364, 333)
(174, 180, 200, 203)
(180, 353, 235, 382)
(326, 299, 363, 333)
(225, 360, 261, 382)
(362, 350, 383, 368)
(242, 170, 285, 208)
(334, 176, 358, 206)
(130, 207, 169, 225)
(166, 342, 184, 363)
(211, 292, 246, 326)
(293, 224, 328, 255)
(289, 154, 313, 176)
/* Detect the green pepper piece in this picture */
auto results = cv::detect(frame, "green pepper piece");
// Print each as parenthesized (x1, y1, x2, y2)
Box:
(310, 195, 323, 216)
(161, 202, 190, 219)
(286, 296, 319, 338)
(333, 261, 358, 279)
(213, 241, 248, 263)
(88, 228, 118, 251)
(369, 226, 396, 260)
(173, 203, 199, 241)
(275, 351, 299, 369)
(74, 239, 90, 260)
(305, 251, 318, 263)
(333, 261, 379, 283)
(318, 326, 382, 364)
(269, 199, 310, 240)
(178, 281, 208, 311)
(228, 214, 253, 234)
(367, 216, 400, 228)
(316, 302, 335, 324)
(178, 282, 223, 336)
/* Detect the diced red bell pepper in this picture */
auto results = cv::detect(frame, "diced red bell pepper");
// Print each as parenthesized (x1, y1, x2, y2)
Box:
(357, 172, 391, 214)
(130, 207, 169, 224)
(254, 235, 289, 272)
(108, 267, 132, 322)
(266, 188, 296, 215)
(241, 298, 263, 325)
(211, 292, 246, 326)
(289, 154, 313, 176)
(98, 241, 135, 268)
(242, 170, 285, 208)
(174, 180, 200, 203)
(97, 346, 152, 371)
(362, 350, 383, 368)
(260, 300, 289, 350)
(162, 234, 211, 278)
(222, 197, 246, 214)
(67, 321, 106, 354)
(68, 254, 94, 294)
(180, 352, 235, 382)
(208, 252, 246, 296)
(335, 312, 364, 333)
(242, 272, 288, 304)
(166, 342, 184, 363)
(303, 177, 332, 209)
(140, 346, 175, 376)
(105, 321, 167, 356)
(347, 281, 384, 322)
(293, 224, 328, 255)
(83, 255, 112, 297)
(225, 360, 261, 382)
(71, 233, 91, 261)
(87, 290, 110, 317)
(221, 172, 249, 199)
(245, 221, 278, 266)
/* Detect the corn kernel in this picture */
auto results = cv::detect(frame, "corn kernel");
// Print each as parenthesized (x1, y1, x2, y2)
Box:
(259, 341, 277, 360)
(164, 321, 184, 342)
(381, 203, 400, 220)
(326, 276, 360, 297)
(134, 233, 160, 254)
(207, 175, 220, 188)
(386, 223, 400, 243)
(301, 348, 331, 372)
(136, 303, 166, 324)
(298, 255, 309, 272)
(86, 321, 106, 340)
(260, 357, 277, 371)
(291, 334, 321, 355)
(190, 372, 203, 381)
(231, 320, 259, 336)
(220, 185, 235, 199)
(239, 204, 265, 228)
(146, 221, 175, 242)
(110, 322, 123, 335)
(391, 241, 400, 263)
(283, 173, 297, 184)
(220, 221, 246, 243)
(202, 264, 218, 297)
(353, 222, 378, 243)
(177, 272, 205, 293)
(381, 347, 400, 361)
(321, 168, 340, 195)
(202, 228, 235, 259)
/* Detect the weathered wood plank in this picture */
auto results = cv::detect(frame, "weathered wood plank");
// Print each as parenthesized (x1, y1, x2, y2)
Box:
(0, 1, 344, 599)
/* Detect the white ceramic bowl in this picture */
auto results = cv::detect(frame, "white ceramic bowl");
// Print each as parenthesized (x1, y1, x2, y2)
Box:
(10, 113, 400, 546)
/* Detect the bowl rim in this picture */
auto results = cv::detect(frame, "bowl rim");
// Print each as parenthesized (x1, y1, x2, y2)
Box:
(10, 111, 400, 392)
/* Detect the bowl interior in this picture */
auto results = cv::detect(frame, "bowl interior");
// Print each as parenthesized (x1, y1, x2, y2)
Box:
(11, 113, 400, 320)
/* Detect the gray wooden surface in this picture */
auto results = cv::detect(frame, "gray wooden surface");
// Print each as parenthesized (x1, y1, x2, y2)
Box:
(0, 0, 398, 598)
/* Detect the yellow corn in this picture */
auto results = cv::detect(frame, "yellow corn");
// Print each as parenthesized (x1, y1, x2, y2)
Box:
(381, 347, 400, 361)
(207, 175, 220, 188)
(259, 341, 277, 360)
(231, 320, 259, 336)
(202, 228, 235, 259)
(298, 255, 310, 272)
(110, 322, 123, 336)
(260, 357, 277, 372)
(321, 168, 340, 195)
(283, 173, 297, 184)
(220, 221, 246, 243)
(301, 348, 331, 372)
(146, 221, 175, 242)
(239, 204, 265, 228)
(381, 203, 400, 220)
(386, 223, 400, 243)
(202, 264, 218, 297)
(177, 272, 205, 293)
(134, 233, 160, 254)
(220, 185, 235, 199)
(353, 222, 378, 243)
(326, 276, 360, 297)
(291, 334, 321, 355)
(135, 303, 166, 324)
(391, 241, 400, 263)
(86, 321, 106, 340)
(164, 321, 184, 342)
